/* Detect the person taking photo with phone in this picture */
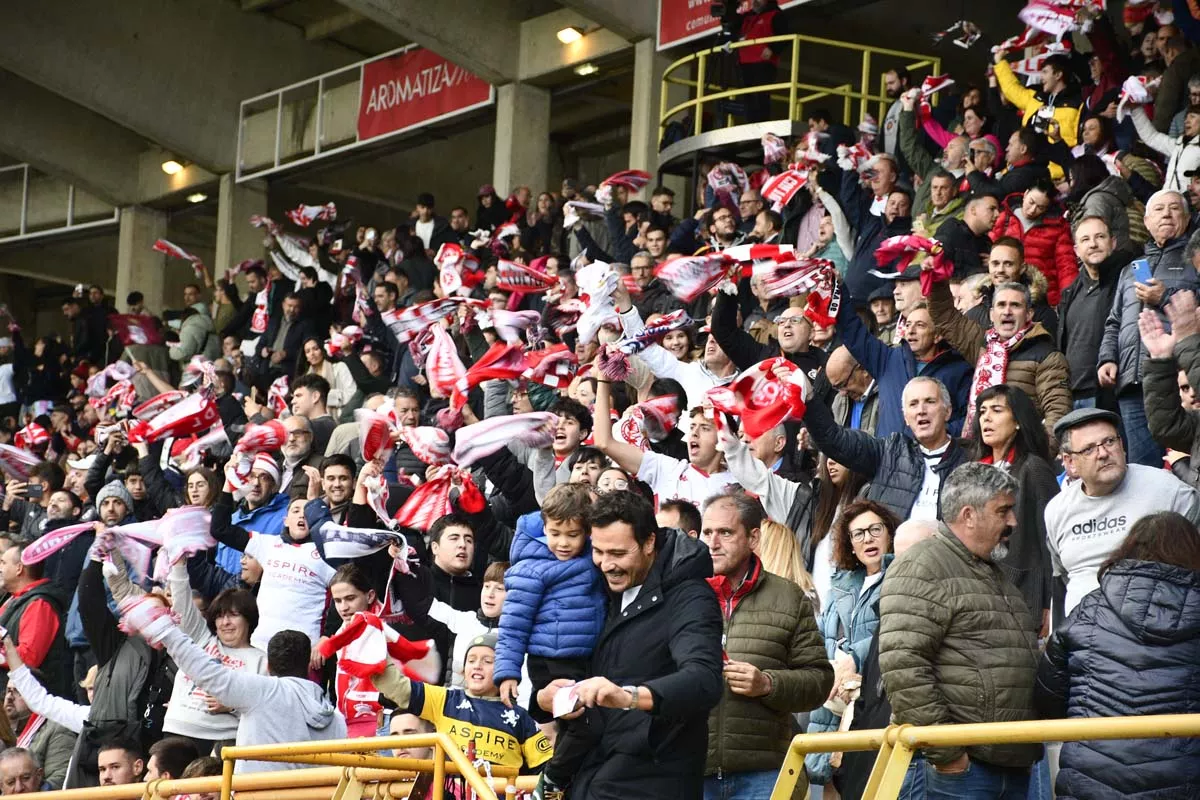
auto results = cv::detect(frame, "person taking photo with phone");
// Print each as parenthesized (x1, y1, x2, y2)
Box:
(1, 462, 65, 539)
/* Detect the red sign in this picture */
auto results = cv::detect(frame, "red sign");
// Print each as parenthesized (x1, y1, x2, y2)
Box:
(357, 48, 494, 141)
(657, 0, 809, 50)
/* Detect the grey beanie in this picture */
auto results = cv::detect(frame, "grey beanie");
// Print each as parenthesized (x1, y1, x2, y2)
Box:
(96, 480, 134, 512)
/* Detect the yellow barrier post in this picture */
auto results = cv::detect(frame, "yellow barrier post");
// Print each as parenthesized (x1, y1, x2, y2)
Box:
(694, 55, 707, 137)
(220, 755, 234, 800)
(432, 740, 446, 800)
(860, 50, 872, 127)
(788, 41, 800, 122)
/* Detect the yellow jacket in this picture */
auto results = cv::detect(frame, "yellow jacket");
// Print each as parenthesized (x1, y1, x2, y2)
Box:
(994, 59, 1081, 180)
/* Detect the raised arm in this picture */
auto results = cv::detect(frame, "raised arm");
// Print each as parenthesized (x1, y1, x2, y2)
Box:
(6, 661, 88, 733)
(1130, 106, 1176, 158)
(158, 626, 274, 711)
(801, 388, 885, 478)
(711, 283, 771, 371)
(210, 485, 251, 553)
(168, 562, 212, 642)
(134, 441, 182, 515)
(719, 430, 805, 525)
(78, 559, 123, 668)
(927, 276, 984, 363)
(815, 187, 855, 262)
(592, 376, 645, 476)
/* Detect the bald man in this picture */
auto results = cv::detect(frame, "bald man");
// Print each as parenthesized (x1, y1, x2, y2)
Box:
(827, 346, 879, 435)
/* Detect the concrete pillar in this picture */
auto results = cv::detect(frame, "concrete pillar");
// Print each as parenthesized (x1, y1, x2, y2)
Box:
(629, 39, 688, 201)
(493, 83, 551, 198)
(115, 206, 168, 314)
(215, 174, 268, 274)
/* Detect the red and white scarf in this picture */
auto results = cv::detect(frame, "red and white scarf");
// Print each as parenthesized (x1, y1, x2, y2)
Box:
(152, 239, 205, 280)
(250, 280, 271, 336)
(707, 358, 810, 440)
(964, 324, 1034, 435)
(15, 714, 45, 749)
(285, 202, 337, 228)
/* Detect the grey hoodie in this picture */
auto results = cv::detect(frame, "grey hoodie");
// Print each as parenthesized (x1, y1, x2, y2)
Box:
(159, 626, 347, 772)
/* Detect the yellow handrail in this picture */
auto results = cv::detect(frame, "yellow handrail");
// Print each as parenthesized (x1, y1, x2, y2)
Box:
(659, 32, 939, 144)
(219, 733, 516, 800)
(770, 713, 1200, 800)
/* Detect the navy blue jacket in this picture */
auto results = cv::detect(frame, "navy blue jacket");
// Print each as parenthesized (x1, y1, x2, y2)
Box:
(1035, 559, 1200, 800)
(493, 512, 606, 682)
(835, 296, 973, 437)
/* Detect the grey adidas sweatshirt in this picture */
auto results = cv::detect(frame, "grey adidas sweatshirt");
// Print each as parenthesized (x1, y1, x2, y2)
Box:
(159, 626, 347, 772)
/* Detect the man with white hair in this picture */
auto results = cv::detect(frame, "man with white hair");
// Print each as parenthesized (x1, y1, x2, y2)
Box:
(1098, 189, 1200, 466)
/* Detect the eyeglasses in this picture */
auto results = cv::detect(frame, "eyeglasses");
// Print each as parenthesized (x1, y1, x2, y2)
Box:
(849, 523, 888, 543)
(1068, 435, 1121, 459)
(831, 365, 863, 392)
(774, 316, 806, 327)
(286, 430, 312, 439)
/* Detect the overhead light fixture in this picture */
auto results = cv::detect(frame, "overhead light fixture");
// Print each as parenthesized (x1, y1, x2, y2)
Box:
(574, 63, 599, 76)
(557, 26, 584, 44)
(161, 159, 185, 175)
(187, 193, 208, 204)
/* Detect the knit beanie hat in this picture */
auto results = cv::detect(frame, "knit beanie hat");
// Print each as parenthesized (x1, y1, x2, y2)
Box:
(464, 632, 498, 659)
(96, 479, 134, 512)
(526, 382, 558, 412)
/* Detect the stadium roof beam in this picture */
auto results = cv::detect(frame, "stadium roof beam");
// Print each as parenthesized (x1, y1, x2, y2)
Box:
(554, 0, 656, 42)
(0, 0, 357, 172)
(335, 0, 521, 84)
(0, 72, 142, 205)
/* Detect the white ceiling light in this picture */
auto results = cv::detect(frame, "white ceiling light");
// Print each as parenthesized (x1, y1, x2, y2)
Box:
(574, 63, 599, 76)
(187, 193, 208, 203)
(161, 159, 185, 175)
(557, 26, 584, 44)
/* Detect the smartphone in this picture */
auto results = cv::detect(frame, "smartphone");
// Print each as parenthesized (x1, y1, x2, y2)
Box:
(25, 484, 42, 500)
(1131, 258, 1153, 284)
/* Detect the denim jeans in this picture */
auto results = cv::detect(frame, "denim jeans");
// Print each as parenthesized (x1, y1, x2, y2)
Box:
(899, 756, 927, 799)
(1119, 390, 1164, 467)
(1072, 396, 1097, 410)
(703, 770, 781, 800)
(925, 759, 1030, 800)
(1026, 755, 1052, 800)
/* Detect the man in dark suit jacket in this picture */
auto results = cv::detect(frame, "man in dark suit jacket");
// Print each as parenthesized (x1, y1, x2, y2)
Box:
(251, 292, 314, 394)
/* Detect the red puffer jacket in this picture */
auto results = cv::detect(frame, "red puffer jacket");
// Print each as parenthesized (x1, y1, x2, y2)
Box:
(989, 194, 1077, 306)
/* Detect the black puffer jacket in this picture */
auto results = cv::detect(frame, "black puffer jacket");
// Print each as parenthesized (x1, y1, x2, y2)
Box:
(1035, 559, 1200, 800)
(570, 530, 723, 800)
(802, 392, 968, 521)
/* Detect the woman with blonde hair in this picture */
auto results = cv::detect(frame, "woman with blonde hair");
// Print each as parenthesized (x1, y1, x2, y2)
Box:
(757, 518, 819, 611)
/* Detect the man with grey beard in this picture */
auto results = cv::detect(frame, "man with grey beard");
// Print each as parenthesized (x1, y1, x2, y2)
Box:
(877, 462, 1042, 795)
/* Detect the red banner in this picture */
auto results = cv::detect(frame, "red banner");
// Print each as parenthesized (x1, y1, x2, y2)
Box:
(657, 0, 808, 50)
(357, 48, 494, 141)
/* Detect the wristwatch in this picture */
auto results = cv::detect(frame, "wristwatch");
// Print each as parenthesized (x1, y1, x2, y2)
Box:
(622, 685, 639, 711)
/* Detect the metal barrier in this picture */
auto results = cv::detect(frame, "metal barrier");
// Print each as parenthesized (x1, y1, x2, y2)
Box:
(659, 34, 939, 141)
(769, 713, 1200, 800)
(6, 733, 537, 800)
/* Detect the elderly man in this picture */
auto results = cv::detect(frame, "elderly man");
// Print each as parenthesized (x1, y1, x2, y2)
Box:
(280, 415, 322, 499)
(0, 747, 51, 795)
(700, 491, 832, 797)
(631, 250, 684, 319)
(1046, 408, 1200, 619)
(253, 292, 314, 391)
(880, 462, 1042, 797)
(0, 541, 69, 698)
(214, 453, 289, 576)
(803, 375, 968, 521)
(927, 259, 1072, 434)
(826, 346, 880, 436)
(899, 85, 969, 218)
(3, 669, 75, 788)
(1059, 216, 1131, 410)
(1099, 189, 1200, 466)
(834, 275, 974, 437)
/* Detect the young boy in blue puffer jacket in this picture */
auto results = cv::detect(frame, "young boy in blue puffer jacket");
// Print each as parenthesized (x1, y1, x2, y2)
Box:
(494, 482, 605, 797)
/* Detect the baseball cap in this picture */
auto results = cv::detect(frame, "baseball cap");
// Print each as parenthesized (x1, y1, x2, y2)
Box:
(477, 184, 496, 198)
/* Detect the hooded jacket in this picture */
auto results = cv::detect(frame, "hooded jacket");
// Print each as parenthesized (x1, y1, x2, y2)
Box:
(993, 60, 1082, 149)
(158, 625, 346, 772)
(1035, 560, 1200, 799)
(990, 193, 1078, 305)
(569, 530, 723, 800)
(168, 309, 220, 364)
(493, 512, 606, 682)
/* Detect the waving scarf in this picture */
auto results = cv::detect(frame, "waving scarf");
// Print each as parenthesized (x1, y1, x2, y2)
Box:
(397, 427, 453, 467)
(615, 396, 681, 451)
(654, 253, 742, 303)
(127, 392, 221, 445)
(14, 424, 49, 452)
(707, 358, 811, 440)
(451, 413, 559, 468)
(131, 391, 187, 421)
(0, 444, 42, 479)
(964, 324, 1035, 435)
(356, 409, 397, 463)
(521, 344, 578, 388)
(614, 310, 694, 355)
(285, 202, 337, 228)
(393, 466, 485, 531)
(86, 362, 136, 398)
(426, 327, 467, 399)
(152, 239, 205, 280)
(382, 298, 477, 345)
(870, 234, 954, 295)
(761, 170, 809, 211)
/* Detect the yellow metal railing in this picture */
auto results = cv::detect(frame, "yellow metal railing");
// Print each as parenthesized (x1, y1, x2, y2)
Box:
(769, 714, 1200, 800)
(659, 34, 940, 142)
(6, 734, 536, 800)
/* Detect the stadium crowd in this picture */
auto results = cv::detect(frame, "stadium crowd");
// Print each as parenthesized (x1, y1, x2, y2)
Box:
(4, 2, 1200, 799)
